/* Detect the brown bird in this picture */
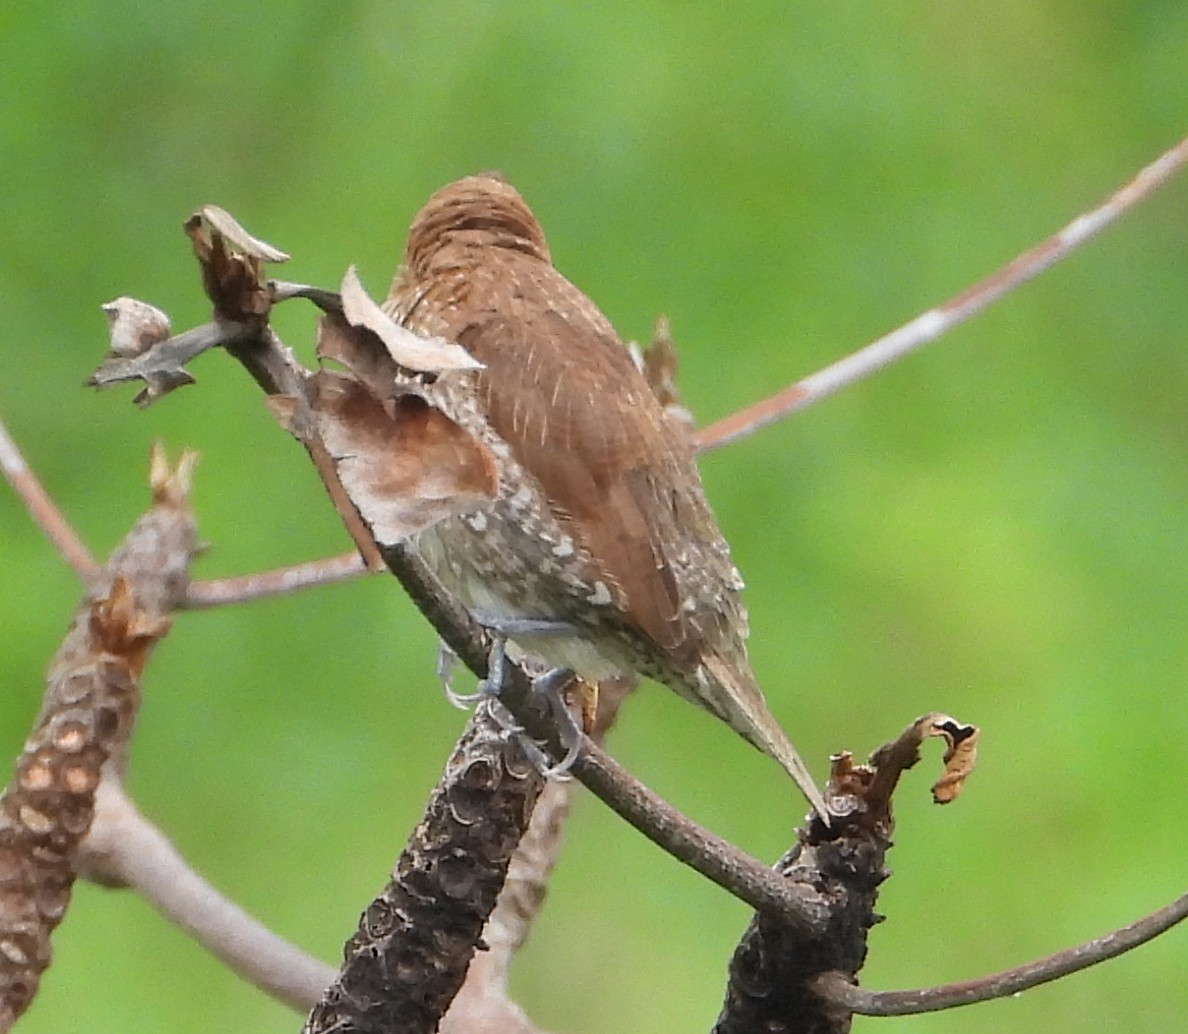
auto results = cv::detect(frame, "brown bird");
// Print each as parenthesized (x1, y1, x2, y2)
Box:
(384, 174, 827, 820)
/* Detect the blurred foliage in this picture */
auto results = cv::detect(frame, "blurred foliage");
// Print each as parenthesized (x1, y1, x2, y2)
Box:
(1, 3, 1185, 1032)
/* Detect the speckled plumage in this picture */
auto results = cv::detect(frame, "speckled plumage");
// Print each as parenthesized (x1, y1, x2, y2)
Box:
(385, 175, 824, 817)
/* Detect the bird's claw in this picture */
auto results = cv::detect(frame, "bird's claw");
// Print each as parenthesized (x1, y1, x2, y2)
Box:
(531, 667, 584, 778)
(437, 639, 484, 709)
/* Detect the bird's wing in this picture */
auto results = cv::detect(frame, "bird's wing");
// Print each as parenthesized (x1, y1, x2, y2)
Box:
(451, 265, 718, 668)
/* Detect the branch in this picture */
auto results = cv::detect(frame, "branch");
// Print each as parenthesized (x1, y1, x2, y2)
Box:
(813, 890, 1188, 1016)
(183, 552, 370, 608)
(0, 414, 97, 579)
(440, 676, 632, 1034)
(711, 714, 979, 1034)
(302, 704, 546, 1034)
(440, 777, 569, 1034)
(695, 132, 1188, 453)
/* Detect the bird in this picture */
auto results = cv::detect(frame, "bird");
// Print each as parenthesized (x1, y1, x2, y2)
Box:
(383, 174, 827, 821)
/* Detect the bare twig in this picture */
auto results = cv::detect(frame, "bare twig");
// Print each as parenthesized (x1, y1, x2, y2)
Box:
(0, 414, 97, 579)
(571, 740, 826, 929)
(77, 780, 333, 1013)
(813, 890, 1188, 1016)
(183, 552, 370, 608)
(695, 132, 1188, 453)
(87, 321, 253, 407)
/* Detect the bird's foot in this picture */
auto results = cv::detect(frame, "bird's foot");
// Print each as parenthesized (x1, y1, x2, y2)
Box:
(532, 667, 584, 779)
(478, 666, 584, 782)
(452, 612, 586, 779)
(482, 698, 563, 776)
(478, 635, 510, 697)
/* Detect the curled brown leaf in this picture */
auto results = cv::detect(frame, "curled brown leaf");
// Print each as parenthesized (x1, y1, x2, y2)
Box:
(926, 715, 979, 804)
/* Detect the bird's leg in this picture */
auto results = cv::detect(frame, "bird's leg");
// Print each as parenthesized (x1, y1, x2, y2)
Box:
(469, 612, 582, 639)
(467, 610, 580, 699)
(461, 611, 588, 780)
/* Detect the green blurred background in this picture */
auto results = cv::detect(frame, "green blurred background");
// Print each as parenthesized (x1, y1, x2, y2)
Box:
(1, 3, 1185, 1032)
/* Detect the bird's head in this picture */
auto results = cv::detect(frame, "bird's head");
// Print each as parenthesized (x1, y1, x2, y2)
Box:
(404, 173, 551, 275)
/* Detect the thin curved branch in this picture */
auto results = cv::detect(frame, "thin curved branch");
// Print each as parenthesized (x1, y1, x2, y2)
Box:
(183, 552, 370, 608)
(695, 132, 1188, 453)
(0, 414, 97, 579)
(813, 890, 1188, 1016)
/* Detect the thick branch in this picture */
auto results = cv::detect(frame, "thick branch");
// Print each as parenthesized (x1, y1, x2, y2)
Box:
(302, 705, 545, 1034)
(440, 676, 631, 1034)
(708, 715, 975, 1034)
(0, 449, 197, 1029)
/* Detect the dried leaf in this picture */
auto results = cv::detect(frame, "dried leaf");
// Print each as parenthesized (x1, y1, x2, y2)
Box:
(185, 209, 275, 321)
(926, 715, 979, 804)
(307, 370, 498, 546)
(148, 442, 198, 506)
(102, 298, 172, 357)
(316, 311, 406, 401)
(198, 205, 290, 263)
(840, 711, 981, 818)
(340, 266, 482, 373)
